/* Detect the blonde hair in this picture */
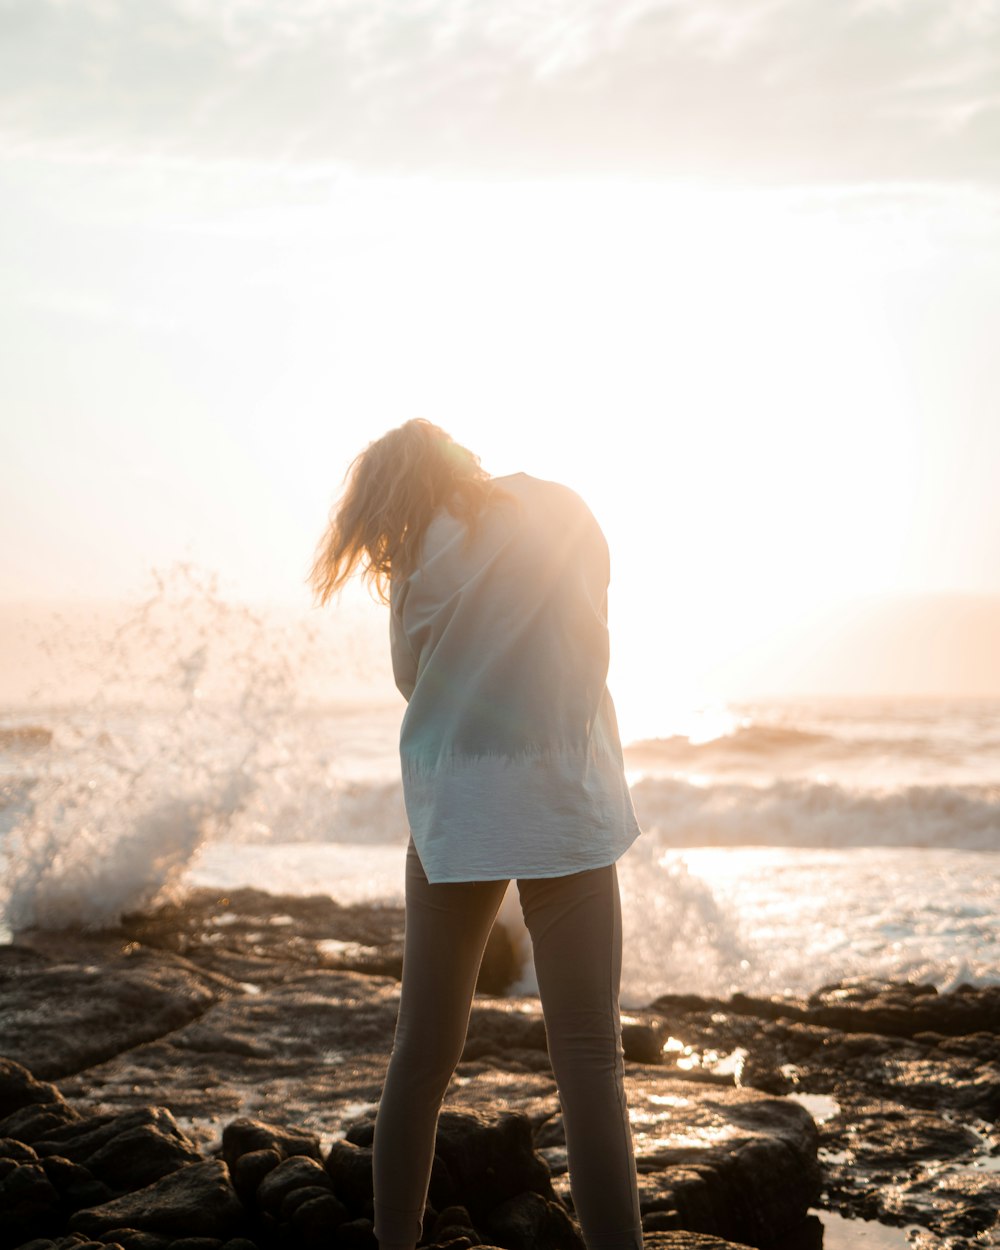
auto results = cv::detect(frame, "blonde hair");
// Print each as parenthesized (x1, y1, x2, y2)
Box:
(309, 419, 495, 605)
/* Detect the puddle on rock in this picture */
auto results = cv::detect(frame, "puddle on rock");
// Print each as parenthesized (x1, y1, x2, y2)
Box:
(787, 1091, 841, 1123)
(814, 1210, 921, 1248)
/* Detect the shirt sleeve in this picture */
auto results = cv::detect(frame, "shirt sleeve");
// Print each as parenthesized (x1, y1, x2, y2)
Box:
(389, 578, 418, 702)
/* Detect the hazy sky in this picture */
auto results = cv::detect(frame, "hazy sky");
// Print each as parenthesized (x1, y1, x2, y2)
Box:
(2, 0, 999, 701)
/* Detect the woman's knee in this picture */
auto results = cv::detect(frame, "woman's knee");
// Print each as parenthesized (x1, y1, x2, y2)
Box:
(387, 1029, 465, 1092)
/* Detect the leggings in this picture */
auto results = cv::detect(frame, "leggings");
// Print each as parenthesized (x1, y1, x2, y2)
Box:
(372, 839, 643, 1250)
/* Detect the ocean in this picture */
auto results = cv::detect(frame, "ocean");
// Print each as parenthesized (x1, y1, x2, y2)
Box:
(1, 586, 998, 1007)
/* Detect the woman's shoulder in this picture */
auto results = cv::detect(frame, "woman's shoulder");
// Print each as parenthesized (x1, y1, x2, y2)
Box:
(492, 473, 599, 531)
(492, 471, 589, 509)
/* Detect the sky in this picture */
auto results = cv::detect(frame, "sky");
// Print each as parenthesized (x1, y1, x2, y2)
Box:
(2, 0, 1000, 704)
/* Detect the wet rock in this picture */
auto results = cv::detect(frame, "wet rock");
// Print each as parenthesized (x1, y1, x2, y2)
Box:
(481, 1190, 584, 1250)
(622, 1021, 668, 1065)
(68, 1161, 245, 1241)
(887, 1167, 1000, 1242)
(9, 905, 994, 1250)
(0, 1102, 81, 1144)
(51, 968, 401, 1144)
(348, 1109, 556, 1223)
(220, 1117, 321, 1170)
(0, 951, 224, 1081)
(645, 978, 1000, 1240)
(0, 1060, 68, 1120)
(819, 1097, 1000, 1242)
(119, 887, 518, 995)
(653, 980, 1000, 1046)
(806, 979, 1000, 1040)
(460, 1009, 548, 1064)
(32, 1107, 203, 1194)
(626, 1080, 818, 1247)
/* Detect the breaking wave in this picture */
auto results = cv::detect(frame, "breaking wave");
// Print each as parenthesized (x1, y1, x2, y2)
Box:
(630, 775, 1000, 851)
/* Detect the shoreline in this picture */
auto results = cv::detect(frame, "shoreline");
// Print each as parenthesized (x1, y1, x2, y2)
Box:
(1, 886, 997, 1248)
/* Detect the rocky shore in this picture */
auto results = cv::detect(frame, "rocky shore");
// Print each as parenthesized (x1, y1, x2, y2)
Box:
(1, 887, 997, 1250)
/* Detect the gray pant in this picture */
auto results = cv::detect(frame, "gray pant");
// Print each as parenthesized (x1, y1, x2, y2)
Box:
(372, 839, 643, 1250)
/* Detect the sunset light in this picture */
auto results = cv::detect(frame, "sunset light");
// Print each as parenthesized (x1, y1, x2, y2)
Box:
(2, 7, 998, 1247)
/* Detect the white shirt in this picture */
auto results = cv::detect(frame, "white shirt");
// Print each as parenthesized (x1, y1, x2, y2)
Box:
(389, 472, 641, 883)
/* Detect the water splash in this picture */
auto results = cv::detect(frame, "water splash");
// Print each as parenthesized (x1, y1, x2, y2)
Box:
(0, 564, 335, 932)
(617, 836, 752, 1005)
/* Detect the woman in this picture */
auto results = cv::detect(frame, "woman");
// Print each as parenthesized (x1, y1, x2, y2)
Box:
(309, 419, 644, 1250)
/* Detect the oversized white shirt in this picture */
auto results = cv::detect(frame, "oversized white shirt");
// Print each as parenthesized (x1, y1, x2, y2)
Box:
(389, 472, 641, 883)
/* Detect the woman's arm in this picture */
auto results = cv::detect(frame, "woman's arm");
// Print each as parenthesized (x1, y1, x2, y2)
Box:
(389, 579, 418, 701)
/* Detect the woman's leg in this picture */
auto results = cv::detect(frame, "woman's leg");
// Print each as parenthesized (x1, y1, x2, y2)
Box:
(372, 839, 508, 1250)
(517, 863, 643, 1250)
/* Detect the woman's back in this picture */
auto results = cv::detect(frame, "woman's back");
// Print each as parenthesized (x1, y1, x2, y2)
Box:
(390, 472, 640, 883)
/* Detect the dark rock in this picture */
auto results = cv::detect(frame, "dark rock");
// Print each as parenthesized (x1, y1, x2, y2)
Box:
(39, 1154, 113, 1209)
(10, 908, 993, 1250)
(220, 1118, 321, 1170)
(643, 1235, 754, 1248)
(429, 1204, 479, 1243)
(621, 1082, 819, 1247)
(333, 1217, 377, 1249)
(644, 976, 1000, 1240)
(0, 1060, 68, 1120)
(0, 1136, 40, 1162)
(0, 1101, 81, 1143)
(820, 1098, 1000, 1240)
(92, 1233, 171, 1250)
(347, 1109, 555, 1221)
(279, 1182, 343, 1220)
(622, 1022, 666, 1065)
(643, 1209, 683, 1231)
(323, 1140, 374, 1214)
(34, 1108, 203, 1193)
(227, 1148, 281, 1204)
(426, 1111, 555, 1222)
(255, 1154, 333, 1214)
(288, 1191, 351, 1245)
(69, 1161, 244, 1241)
(167, 1241, 225, 1250)
(481, 1191, 584, 1250)
(460, 1011, 548, 1064)
(0, 953, 222, 1080)
(0, 1157, 62, 1246)
(653, 980, 1000, 1045)
(806, 978, 1000, 1039)
(219, 1241, 260, 1250)
(476, 923, 519, 997)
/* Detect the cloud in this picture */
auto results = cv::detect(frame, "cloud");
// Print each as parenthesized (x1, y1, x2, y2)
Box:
(0, 0, 998, 183)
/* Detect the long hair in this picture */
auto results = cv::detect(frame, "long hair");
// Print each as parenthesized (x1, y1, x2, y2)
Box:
(309, 419, 495, 605)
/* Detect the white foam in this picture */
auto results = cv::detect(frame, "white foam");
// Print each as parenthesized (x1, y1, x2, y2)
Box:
(630, 774, 1000, 851)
